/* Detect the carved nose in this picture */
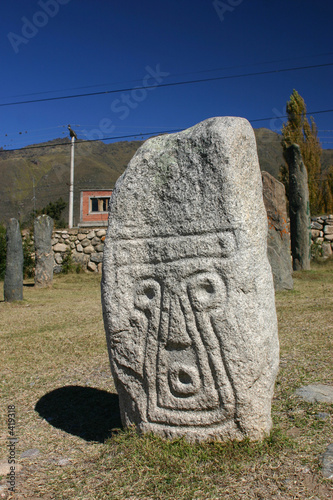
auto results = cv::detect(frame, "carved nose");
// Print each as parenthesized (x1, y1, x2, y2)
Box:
(166, 297, 192, 349)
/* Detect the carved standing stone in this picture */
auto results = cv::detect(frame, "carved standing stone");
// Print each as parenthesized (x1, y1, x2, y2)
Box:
(101, 117, 279, 442)
(284, 144, 311, 271)
(4, 218, 23, 302)
(262, 171, 293, 290)
(34, 215, 54, 287)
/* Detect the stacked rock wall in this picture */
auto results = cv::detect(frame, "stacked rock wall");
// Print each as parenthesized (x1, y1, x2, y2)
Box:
(22, 215, 333, 274)
(52, 228, 106, 272)
(20, 227, 107, 273)
(311, 215, 333, 259)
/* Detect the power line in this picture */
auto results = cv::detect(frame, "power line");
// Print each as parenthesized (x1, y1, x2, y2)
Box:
(250, 109, 333, 123)
(1, 62, 332, 108)
(7, 52, 333, 100)
(2, 107, 333, 153)
(0, 133, 156, 152)
(3, 121, 333, 150)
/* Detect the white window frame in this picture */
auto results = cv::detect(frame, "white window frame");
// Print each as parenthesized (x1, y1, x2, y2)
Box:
(89, 196, 110, 214)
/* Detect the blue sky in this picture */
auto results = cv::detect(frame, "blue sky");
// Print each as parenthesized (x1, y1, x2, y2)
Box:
(1, 0, 332, 150)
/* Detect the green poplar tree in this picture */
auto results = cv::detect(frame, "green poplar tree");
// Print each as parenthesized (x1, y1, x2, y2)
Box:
(280, 90, 323, 214)
(319, 166, 333, 213)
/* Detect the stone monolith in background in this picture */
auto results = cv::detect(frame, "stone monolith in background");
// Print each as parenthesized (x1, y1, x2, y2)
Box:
(284, 144, 311, 271)
(34, 215, 54, 287)
(262, 171, 293, 290)
(4, 218, 23, 302)
(101, 117, 279, 442)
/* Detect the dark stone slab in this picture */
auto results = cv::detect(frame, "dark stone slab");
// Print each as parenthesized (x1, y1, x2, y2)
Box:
(262, 171, 293, 290)
(284, 144, 311, 271)
(34, 215, 54, 287)
(4, 218, 23, 302)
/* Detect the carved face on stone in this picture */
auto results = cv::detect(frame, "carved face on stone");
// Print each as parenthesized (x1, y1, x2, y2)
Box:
(105, 229, 238, 431)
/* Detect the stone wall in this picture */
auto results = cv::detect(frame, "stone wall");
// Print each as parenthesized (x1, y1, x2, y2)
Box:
(52, 227, 106, 273)
(23, 227, 106, 273)
(311, 215, 333, 259)
(22, 216, 333, 274)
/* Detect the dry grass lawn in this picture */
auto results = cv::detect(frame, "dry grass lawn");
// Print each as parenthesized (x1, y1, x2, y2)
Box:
(0, 262, 332, 499)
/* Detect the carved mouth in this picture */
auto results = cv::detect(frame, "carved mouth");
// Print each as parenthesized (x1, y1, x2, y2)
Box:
(168, 363, 201, 397)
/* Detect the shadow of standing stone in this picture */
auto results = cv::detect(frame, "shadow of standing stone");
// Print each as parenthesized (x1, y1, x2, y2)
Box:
(34, 215, 54, 288)
(35, 386, 122, 443)
(4, 218, 23, 302)
(262, 171, 293, 290)
(284, 144, 311, 271)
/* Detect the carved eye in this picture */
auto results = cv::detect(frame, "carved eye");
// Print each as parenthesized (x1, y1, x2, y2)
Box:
(200, 280, 215, 294)
(135, 279, 160, 311)
(187, 272, 225, 311)
(143, 285, 155, 299)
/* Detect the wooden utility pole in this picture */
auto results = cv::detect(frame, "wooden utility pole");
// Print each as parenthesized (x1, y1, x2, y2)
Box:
(68, 125, 77, 228)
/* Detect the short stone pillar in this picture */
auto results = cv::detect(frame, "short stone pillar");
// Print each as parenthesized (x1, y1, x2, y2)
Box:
(4, 218, 23, 302)
(34, 215, 54, 287)
(284, 144, 311, 270)
(262, 171, 293, 290)
(101, 117, 279, 442)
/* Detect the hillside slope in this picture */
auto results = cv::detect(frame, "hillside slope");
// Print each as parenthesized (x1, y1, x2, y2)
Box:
(0, 139, 143, 225)
(0, 129, 331, 225)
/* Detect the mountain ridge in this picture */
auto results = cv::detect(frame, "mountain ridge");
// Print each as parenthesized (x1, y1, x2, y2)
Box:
(0, 128, 332, 225)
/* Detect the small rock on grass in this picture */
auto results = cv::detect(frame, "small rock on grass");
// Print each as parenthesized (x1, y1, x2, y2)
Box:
(315, 412, 330, 420)
(319, 444, 333, 479)
(21, 448, 40, 458)
(57, 458, 71, 466)
(295, 384, 333, 403)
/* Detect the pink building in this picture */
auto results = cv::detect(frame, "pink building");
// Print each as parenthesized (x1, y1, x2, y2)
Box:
(79, 190, 112, 227)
